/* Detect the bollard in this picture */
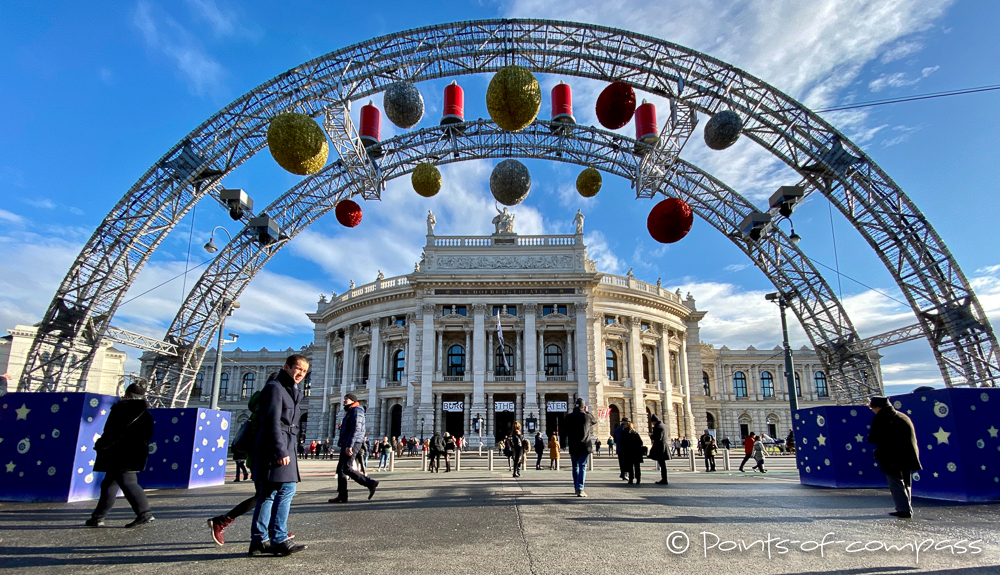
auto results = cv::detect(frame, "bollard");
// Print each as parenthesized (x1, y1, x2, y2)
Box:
(723, 449, 730, 471)
(456, 449, 462, 472)
(556, 457, 561, 471)
(488, 448, 494, 471)
(421, 450, 427, 472)
(688, 449, 696, 472)
(389, 451, 395, 472)
(587, 454, 594, 471)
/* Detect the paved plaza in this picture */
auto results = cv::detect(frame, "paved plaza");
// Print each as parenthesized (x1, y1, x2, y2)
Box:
(1, 455, 998, 574)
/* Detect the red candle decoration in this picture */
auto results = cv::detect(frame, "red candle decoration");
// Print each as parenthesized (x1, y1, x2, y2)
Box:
(647, 198, 694, 243)
(335, 199, 363, 228)
(595, 81, 636, 130)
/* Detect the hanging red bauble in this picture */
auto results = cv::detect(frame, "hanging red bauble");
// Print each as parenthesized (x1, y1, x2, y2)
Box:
(647, 198, 694, 244)
(335, 199, 363, 228)
(595, 82, 636, 130)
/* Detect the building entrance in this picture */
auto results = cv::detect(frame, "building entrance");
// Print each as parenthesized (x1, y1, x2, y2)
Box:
(493, 393, 516, 441)
(390, 404, 402, 439)
(544, 393, 569, 446)
(442, 393, 465, 438)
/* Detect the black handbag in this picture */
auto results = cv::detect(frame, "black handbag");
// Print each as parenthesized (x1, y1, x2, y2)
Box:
(231, 419, 254, 455)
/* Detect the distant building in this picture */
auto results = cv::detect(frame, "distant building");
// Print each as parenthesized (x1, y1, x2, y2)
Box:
(167, 212, 877, 446)
(1, 324, 127, 396)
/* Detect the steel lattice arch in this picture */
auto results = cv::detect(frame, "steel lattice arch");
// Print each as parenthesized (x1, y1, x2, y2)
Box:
(20, 18, 998, 406)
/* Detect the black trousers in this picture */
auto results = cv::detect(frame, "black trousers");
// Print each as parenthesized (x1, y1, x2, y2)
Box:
(704, 455, 716, 471)
(535, 451, 544, 469)
(91, 471, 150, 519)
(738, 453, 754, 470)
(337, 444, 373, 500)
(227, 494, 257, 519)
(511, 448, 523, 474)
(658, 461, 668, 482)
(235, 460, 249, 480)
(617, 453, 627, 477)
(626, 462, 641, 483)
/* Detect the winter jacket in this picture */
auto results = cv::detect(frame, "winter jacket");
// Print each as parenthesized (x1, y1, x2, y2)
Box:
(549, 437, 560, 459)
(94, 398, 154, 473)
(430, 433, 446, 455)
(253, 369, 303, 483)
(338, 403, 366, 449)
(648, 420, 669, 461)
(534, 434, 545, 454)
(868, 407, 922, 473)
(743, 435, 755, 454)
(619, 428, 645, 464)
(564, 407, 598, 456)
(751, 439, 766, 462)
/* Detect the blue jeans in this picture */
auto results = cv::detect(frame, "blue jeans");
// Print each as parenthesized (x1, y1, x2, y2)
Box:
(252, 481, 296, 544)
(570, 454, 589, 492)
(379, 453, 389, 469)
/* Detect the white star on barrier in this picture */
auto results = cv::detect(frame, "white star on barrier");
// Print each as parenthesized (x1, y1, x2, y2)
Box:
(932, 427, 951, 445)
(817, 434, 827, 446)
(15, 404, 31, 420)
(5, 461, 15, 473)
(988, 426, 999, 438)
(855, 434, 864, 443)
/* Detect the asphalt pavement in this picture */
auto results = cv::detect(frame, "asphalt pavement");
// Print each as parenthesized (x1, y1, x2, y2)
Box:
(1, 457, 998, 574)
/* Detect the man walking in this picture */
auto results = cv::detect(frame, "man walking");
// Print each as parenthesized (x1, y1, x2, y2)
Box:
(647, 414, 669, 485)
(564, 398, 598, 497)
(613, 418, 629, 480)
(533, 432, 546, 470)
(249, 355, 309, 556)
(738, 432, 756, 472)
(329, 393, 379, 503)
(701, 430, 717, 472)
(867, 396, 921, 518)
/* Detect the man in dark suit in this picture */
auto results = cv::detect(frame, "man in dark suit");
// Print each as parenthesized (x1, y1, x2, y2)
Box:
(564, 398, 598, 497)
(329, 393, 379, 503)
(249, 354, 309, 557)
(648, 415, 670, 484)
(868, 396, 922, 519)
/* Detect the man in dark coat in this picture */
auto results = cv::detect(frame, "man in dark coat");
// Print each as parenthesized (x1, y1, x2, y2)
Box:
(867, 396, 922, 518)
(647, 414, 670, 485)
(249, 355, 309, 556)
(329, 392, 379, 503)
(564, 398, 598, 497)
(429, 431, 446, 472)
(87, 383, 154, 528)
(613, 418, 629, 480)
(533, 432, 545, 470)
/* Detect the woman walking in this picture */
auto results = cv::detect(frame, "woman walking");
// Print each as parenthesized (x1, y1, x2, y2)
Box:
(548, 433, 560, 470)
(510, 423, 525, 478)
(619, 422, 645, 484)
(751, 434, 768, 473)
(86, 383, 155, 528)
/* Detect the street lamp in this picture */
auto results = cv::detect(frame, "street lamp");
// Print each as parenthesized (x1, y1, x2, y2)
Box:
(203, 226, 233, 254)
(526, 412, 537, 434)
(474, 413, 485, 454)
(765, 292, 798, 413)
(420, 416, 426, 442)
(209, 299, 240, 411)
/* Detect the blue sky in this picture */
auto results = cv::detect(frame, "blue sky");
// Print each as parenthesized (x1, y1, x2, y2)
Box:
(2, 0, 998, 395)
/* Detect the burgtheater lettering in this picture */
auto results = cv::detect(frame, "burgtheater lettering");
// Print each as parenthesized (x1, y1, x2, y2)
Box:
(434, 288, 576, 296)
(443, 401, 464, 412)
(494, 401, 515, 412)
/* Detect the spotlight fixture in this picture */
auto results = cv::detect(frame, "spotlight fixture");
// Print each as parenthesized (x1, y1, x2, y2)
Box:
(220, 188, 254, 221)
(249, 215, 281, 246)
(769, 185, 805, 218)
(739, 211, 772, 242)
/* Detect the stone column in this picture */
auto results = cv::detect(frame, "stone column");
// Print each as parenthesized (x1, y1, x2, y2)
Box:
(537, 331, 545, 375)
(680, 334, 696, 439)
(523, 304, 538, 412)
(379, 398, 388, 438)
(574, 302, 590, 402)
(368, 320, 381, 436)
(464, 327, 472, 382)
(434, 393, 442, 434)
(465, 392, 472, 437)
(628, 317, 647, 433)
(340, 327, 352, 400)
(515, 329, 523, 378)
(419, 304, 436, 430)
(539, 397, 547, 435)
(659, 328, 672, 428)
(472, 304, 486, 408)
(435, 330, 444, 380)
(566, 330, 574, 378)
(406, 313, 416, 407)
(323, 334, 332, 416)
(487, 330, 494, 375)
(486, 393, 493, 440)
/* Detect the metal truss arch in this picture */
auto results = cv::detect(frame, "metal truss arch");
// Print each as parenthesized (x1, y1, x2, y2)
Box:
(152, 120, 877, 407)
(23, 18, 997, 394)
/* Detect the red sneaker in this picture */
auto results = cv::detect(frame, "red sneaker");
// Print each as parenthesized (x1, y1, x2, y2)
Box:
(208, 515, 234, 546)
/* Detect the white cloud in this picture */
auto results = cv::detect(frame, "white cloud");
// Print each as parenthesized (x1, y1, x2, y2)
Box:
(184, 0, 252, 39)
(0, 209, 25, 224)
(584, 230, 624, 275)
(868, 65, 939, 92)
(133, 1, 227, 97)
(881, 40, 924, 63)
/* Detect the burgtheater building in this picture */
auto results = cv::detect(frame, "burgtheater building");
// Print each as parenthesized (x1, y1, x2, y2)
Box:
(166, 211, 872, 445)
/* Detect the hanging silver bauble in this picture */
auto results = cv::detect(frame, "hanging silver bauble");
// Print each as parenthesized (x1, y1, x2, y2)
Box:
(703, 110, 743, 150)
(490, 159, 531, 206)
(383, 81, 424, 129)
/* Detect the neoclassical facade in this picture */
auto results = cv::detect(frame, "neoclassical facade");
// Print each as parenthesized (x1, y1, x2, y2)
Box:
(164, 213, 879, 445)
(2, 324, 127, 395)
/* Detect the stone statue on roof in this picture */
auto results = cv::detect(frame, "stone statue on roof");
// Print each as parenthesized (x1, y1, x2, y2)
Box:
(427, 210, 436, 235)
(492, 206, 515, 234)
(574, 209, 584, 234)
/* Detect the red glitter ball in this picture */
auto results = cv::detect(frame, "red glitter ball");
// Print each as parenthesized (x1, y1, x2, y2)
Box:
(335, 199, 363, 228)
(647, 198, 694, 244)
(595, 82, 636, 130)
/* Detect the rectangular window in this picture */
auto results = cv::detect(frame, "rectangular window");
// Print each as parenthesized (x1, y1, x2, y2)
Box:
(605, 317, 616, 325)
(492, 305, 516, 316)
(443, 306, 467, 316)
(641, 322, 651, 331)
(394, 317, 406, 326)
(542, 305, 567, 315)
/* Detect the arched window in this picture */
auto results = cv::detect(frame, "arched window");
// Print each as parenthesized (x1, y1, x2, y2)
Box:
(303, 371, 311, 397)
(761, 371, 774, 398)
(241, 372, 255, 399)
(447, 345, 465, 376)
(361, 353, 370, 381)
(494, 344, 513, 376)
(606, 349, 618, 381)
(733, 371, 747, 397)
(192, 372, 204, 397)
(815, 371, 828, 397)
(641, 354, 651, 383)
(794, 373, 802, 397)
(219, 372, 229, 398)
(544, 344, 564, 376)
(392, 350, 405, 382)
(702, 372, 711, 396)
